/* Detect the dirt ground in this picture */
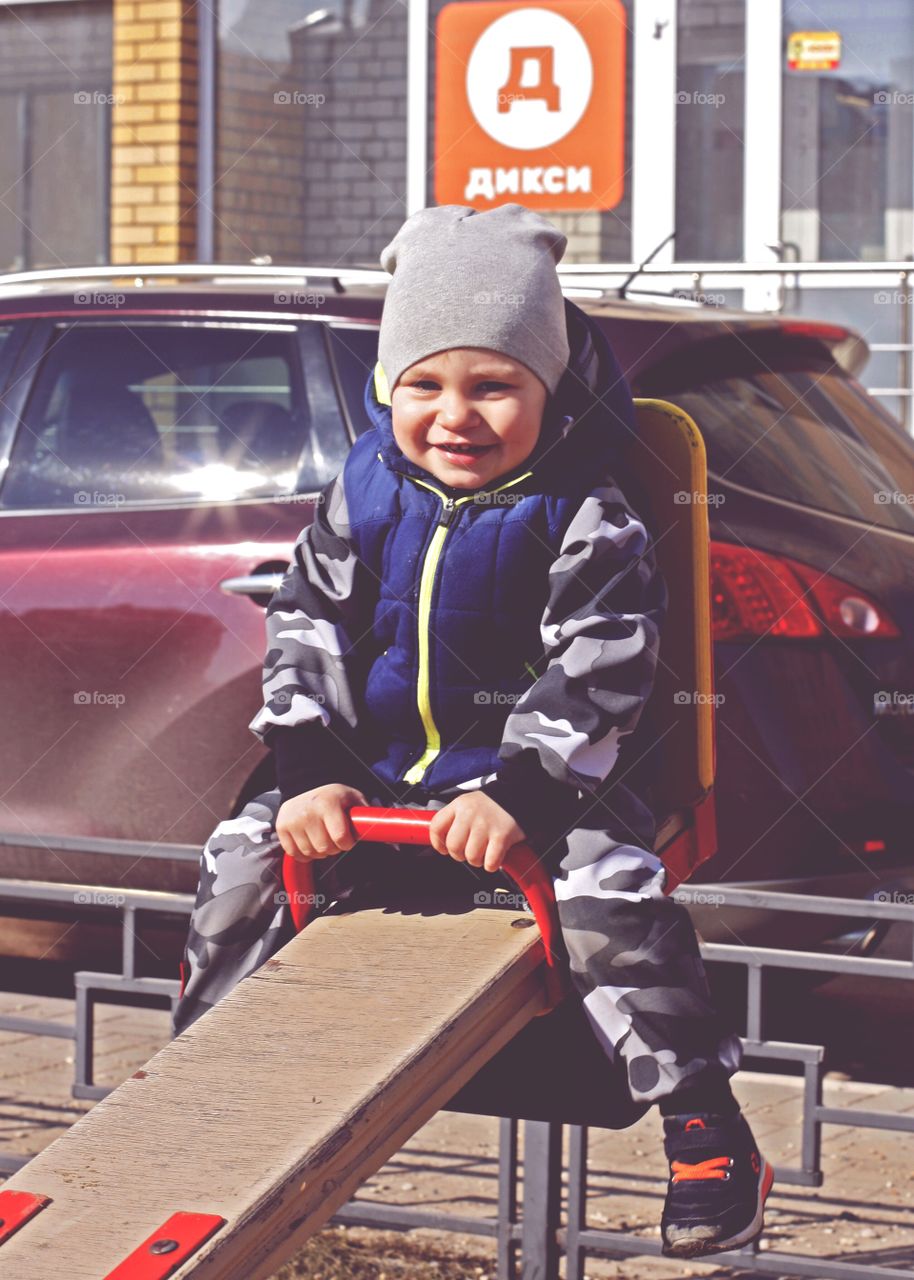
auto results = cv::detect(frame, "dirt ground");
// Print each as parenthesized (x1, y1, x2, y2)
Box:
(1, 990, 912, 1278)
(266, 1070, 914, 1280)
(274, 1227, 497, 1279)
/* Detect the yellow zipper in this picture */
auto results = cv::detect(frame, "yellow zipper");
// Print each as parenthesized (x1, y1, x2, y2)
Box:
(401, 469, 533, 785)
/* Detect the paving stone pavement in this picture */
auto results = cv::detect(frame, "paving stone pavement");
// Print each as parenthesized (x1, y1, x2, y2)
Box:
(0, 991, 912, 1278)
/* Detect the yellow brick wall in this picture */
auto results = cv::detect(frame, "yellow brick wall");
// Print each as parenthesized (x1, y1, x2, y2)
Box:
(110, 0, 198, 264)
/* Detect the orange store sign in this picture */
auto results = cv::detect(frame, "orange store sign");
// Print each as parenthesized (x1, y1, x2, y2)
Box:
(435, 0, 626, 211)
(787, 30, 841, 72)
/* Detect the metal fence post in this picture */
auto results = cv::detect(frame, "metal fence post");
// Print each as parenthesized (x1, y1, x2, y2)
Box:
(564, 1124, 587, 1280)
(903, 271, 913, 434)
(497, 1116, 520, 1280)
(520, 1120, 563, 1280)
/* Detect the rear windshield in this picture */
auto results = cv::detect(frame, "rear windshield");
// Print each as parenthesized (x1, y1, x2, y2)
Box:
(641, 348, 914, 534)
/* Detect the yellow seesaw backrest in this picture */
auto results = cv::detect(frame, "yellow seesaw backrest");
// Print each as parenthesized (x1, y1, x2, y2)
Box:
(626, 398, 716, 813)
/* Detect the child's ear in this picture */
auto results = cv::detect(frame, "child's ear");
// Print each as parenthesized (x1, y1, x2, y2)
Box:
(374, 360, 392, 406)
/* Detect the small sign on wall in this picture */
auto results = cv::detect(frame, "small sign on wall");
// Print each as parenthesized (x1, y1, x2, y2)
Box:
(435, 0, 626, 211)
(787, 30, 841, 72)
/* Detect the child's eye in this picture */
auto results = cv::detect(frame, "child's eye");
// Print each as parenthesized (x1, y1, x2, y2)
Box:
(408, 379, 510, 392)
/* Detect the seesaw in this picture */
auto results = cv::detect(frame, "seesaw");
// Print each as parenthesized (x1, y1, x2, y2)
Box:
(0, 807, 587, 1279)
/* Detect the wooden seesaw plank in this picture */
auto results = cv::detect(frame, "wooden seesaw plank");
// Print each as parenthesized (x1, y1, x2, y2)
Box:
(0, 901, 551, 1279)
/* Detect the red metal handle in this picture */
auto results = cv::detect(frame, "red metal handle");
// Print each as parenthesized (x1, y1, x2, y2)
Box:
(281, 806, 565, 1000)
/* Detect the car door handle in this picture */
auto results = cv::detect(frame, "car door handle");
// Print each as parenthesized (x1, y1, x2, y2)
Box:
(219, 573, 285, 598)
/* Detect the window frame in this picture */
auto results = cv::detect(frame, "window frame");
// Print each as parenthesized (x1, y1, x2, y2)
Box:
(325, 321, 381, 442)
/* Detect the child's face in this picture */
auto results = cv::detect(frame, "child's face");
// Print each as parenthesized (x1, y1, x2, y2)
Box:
(390, 348, 547, 489)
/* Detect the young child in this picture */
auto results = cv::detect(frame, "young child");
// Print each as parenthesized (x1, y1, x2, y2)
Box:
(173, 203, 772, 1259)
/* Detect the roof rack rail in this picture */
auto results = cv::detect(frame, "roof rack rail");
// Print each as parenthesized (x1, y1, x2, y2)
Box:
(0, 263, 390, 292)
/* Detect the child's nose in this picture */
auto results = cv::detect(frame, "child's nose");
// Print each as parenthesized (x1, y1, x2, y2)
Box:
(436, 392, 478, 427)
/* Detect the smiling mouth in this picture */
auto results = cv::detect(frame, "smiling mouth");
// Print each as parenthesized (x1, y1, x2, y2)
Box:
(434, 442, 493, 456)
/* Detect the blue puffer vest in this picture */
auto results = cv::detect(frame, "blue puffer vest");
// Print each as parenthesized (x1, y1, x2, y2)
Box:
(340, 298, 637, 797)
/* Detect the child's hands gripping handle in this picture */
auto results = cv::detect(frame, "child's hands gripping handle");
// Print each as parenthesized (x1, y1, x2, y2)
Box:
(280, 806, 566, 1006)
(276, 784, 369, 862)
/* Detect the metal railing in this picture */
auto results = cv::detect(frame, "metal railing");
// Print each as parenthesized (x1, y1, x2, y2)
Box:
(558, 883, 914, 1280)
(0, 877, 192, 1174)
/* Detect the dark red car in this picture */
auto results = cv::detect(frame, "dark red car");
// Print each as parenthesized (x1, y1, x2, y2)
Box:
(0, 268, 911, 963)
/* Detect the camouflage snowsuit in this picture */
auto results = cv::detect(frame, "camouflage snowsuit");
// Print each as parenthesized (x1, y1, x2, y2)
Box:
(173, 300, 743, 1105)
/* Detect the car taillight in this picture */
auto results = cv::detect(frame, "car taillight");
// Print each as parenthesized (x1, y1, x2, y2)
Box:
(779, 320, 850, 343)
(710, 542, 900, 640)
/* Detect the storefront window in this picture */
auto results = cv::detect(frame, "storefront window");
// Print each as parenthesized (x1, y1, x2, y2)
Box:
(215, 0, 405, 265)
(0, 2, 112, 271)
(782, 1, 914, 261)
(675, 0, 745, 261)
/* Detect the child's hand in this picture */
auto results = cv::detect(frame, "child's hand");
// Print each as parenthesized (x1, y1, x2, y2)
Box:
(428, 792, 526, 874)
(276, 784, 368, 862)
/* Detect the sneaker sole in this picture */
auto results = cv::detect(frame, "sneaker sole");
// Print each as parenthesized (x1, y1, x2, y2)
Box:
(662, 1158, 774, 1259)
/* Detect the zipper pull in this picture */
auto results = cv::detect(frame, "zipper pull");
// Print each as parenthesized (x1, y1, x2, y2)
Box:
(438, 496, 460, 527)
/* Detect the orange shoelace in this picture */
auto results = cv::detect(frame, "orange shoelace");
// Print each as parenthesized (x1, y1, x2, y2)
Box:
(671, 1155, 732, 1183)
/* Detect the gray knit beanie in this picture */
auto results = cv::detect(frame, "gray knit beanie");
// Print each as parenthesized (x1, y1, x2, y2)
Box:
(377, 203, 570, 396)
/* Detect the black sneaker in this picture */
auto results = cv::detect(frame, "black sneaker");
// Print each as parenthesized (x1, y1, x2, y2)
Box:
(660, 1110, 773, 1258)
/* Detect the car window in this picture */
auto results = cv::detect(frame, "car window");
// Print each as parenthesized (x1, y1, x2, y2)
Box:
(645, 362, 914, 534)
(0, 321, 344, 508)
(327, 324, 379, 436)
